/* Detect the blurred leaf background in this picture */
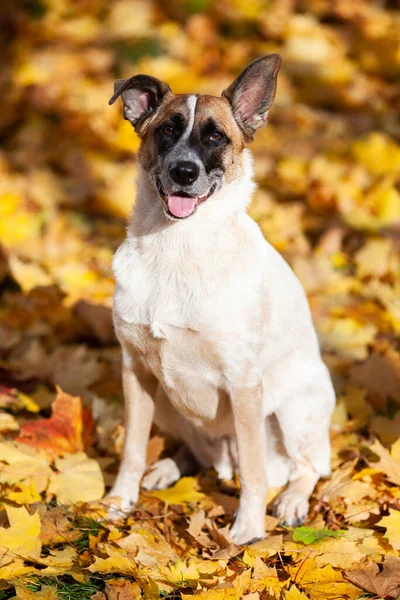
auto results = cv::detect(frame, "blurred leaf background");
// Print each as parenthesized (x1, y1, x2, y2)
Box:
(1, 0, 400, 595)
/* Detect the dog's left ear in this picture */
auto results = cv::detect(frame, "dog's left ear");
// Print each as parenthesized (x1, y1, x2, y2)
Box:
(109, 74, 171, 134)
(222, 54, 282, 141)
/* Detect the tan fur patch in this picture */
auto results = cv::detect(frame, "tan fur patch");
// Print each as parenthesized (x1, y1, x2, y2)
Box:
(194, 95, 245, 182)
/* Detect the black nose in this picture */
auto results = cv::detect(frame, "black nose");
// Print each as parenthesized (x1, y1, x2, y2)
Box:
(170, 161, 199, 186)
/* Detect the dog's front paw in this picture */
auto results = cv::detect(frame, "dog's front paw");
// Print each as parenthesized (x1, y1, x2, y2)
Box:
(142, 458, 180, 491)
(273, 490, 309, 527)
(229, 512, 265, 546)
(107, 476, 139, 521)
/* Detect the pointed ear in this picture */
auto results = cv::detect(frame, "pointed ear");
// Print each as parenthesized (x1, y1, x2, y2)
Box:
(222, 54, 282, 141)
(109, 74, 171, 134)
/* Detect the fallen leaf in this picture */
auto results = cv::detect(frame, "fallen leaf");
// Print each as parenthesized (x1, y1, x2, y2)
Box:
(377, 509, 400, 550)
(289, 558, 361, 599)
(292, 527, 344, 545)
(346, 556, 400, 599)
(0, 505, 41, 560)
(284, 585, 309, 600)
(104, 579, 142, 600)
(369, 439, 400, 485)
(17, 387, 91, 459)
(148, 476, 206, 505)
(0, 441, 52, 494)
(47, 452, 104, 503)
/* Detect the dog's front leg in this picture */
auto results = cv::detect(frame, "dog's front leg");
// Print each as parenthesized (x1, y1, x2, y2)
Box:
(229, 384, 267, 545)
(108, 360, 157, 515)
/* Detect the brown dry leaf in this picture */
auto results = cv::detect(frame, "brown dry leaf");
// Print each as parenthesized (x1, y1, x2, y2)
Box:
(350, 349, 400, 402)
(187, 509, 216, 549)
(369, 438, 400, 485)
(104, 579, 142, 600)
(116, 527, 177, 567)
(146, 434, 165, 465)
(38, 505, 81, 546)
(346, 556, 400, 599)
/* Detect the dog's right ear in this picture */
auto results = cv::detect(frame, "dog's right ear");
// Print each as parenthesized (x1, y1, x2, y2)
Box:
(109, 75, 171, 134)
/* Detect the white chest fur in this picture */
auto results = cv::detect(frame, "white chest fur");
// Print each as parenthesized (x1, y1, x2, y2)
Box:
(112, 155, 323, 432)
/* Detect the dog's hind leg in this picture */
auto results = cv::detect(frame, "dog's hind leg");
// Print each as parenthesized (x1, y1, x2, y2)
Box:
(142, 384, 233, 490)
(142, 445, 198, 491)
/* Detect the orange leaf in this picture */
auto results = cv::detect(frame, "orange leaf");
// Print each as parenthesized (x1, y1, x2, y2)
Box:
(16, 387, 92, 459)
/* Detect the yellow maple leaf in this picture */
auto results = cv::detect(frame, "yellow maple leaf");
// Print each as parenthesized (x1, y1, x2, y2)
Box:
(181, 591, 238, 599)
(284, 585, 310, 600)
(6, 481, 41, 504)
(88, 545, 136, 575)
(0, 558, 38, 582)
(318, 317, 377, 360)
(243, 535, 283, 565)
(352, 133, 400, 176)
(37, 546, 78, 576)
(47, 452, 104, 504)
(8, 256, 53, 293)
(377, 509, 400, 550)
(370, 439, 400, 485)
(0, 442, 52, 495)
(0, 505, 41, 560)
(148, 476, 205, 505)
(157, 558, 200, 588)
(14, 583, 58, 600)
(289, 558, 361, 599)
(247, 561, 287, 598)
(354, 238, 397, 279)
(311, 537, 367, 569)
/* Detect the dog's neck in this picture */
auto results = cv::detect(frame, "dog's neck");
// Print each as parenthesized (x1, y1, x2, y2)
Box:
(129, 149, 256, 249)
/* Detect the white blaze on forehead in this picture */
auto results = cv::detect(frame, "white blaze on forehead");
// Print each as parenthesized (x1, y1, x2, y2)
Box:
(182, 95, 197, 140)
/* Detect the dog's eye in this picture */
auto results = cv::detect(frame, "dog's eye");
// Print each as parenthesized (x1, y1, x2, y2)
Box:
(163, 125, 174, 136)
(210, 131, 223, 142)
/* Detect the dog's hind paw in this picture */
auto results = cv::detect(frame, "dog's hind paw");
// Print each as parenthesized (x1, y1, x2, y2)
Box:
(142, 458, 181, 491)
(273, 490, 309, 527)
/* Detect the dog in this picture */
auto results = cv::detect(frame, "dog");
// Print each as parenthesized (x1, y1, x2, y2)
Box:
(107, 54, 335, 545)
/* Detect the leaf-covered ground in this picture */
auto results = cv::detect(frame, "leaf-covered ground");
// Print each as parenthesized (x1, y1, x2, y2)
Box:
(1, 0, 400, 598)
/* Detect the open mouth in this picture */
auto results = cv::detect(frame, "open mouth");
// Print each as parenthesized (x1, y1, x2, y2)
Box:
(156, 179, 216, 219)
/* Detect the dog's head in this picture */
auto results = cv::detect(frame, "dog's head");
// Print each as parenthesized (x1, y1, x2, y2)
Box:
(109, 54, 282, 220)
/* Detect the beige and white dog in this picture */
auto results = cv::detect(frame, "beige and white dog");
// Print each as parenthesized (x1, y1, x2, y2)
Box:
(108, 54, 335, 545)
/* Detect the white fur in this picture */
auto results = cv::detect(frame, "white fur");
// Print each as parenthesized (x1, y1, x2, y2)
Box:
(182, 95, 197, 139)
(110, 148, 335, 544)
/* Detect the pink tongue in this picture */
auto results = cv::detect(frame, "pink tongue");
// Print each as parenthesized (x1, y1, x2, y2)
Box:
(167, 195, 198, 218)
